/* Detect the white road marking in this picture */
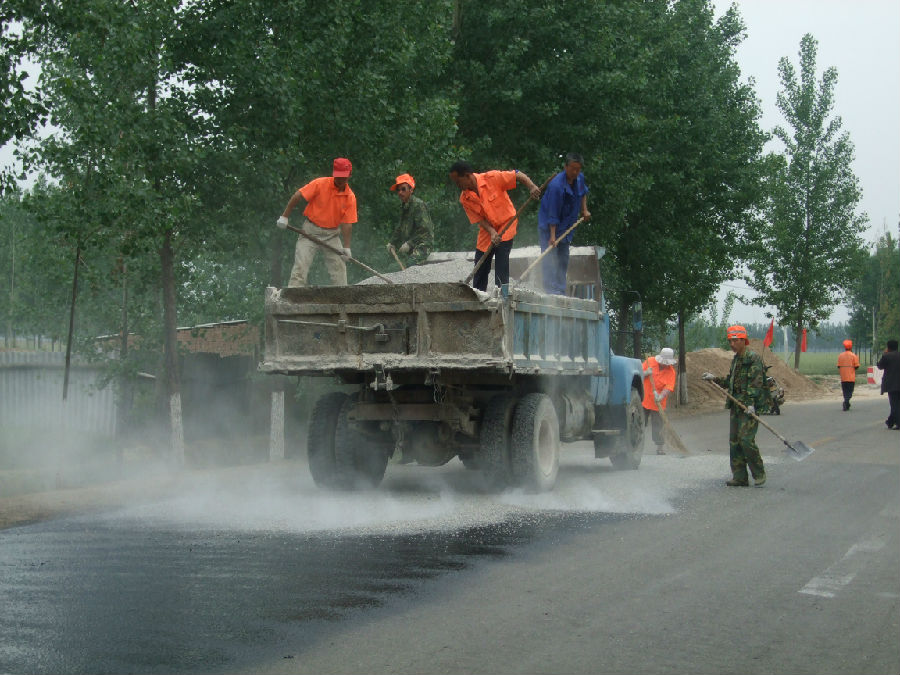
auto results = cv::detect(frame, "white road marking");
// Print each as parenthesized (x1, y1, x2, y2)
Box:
(800, 535, 887, 598)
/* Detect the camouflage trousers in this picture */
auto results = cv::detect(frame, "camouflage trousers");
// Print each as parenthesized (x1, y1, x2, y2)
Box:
(729, 410, 765, 482)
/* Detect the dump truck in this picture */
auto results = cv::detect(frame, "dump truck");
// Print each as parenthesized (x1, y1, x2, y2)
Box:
(261, 246, 646, 492)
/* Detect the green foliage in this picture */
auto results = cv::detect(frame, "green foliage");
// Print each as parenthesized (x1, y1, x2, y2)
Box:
(745, 34, 868, 368)
(4, 0, 784, 408)
(846, 229, 900, 348)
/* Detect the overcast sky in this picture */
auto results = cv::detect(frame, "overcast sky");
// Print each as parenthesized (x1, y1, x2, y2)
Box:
(713, 0, 900, 325)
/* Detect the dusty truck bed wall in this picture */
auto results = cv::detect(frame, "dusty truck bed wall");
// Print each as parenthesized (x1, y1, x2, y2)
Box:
(261, 282, 605, 378)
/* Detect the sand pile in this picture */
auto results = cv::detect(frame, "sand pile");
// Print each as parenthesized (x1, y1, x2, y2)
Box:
(682, 338, 829, 411)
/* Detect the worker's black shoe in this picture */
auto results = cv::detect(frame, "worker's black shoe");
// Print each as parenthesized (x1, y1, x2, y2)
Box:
(842, 402, 849, 411)
(725, 479, 749, 487)
(753, 475, 767, 487)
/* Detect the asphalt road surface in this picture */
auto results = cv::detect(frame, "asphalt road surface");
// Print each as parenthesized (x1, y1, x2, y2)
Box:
(1, 394, 897, 675)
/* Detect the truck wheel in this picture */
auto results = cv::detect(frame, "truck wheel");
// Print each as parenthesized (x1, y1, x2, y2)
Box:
(510, 393, 560, 492)
(610, 387, 644, 470)
(479, 394, 518, 489)
(333, 396, 389, 490)
(306, 392, 349, 488)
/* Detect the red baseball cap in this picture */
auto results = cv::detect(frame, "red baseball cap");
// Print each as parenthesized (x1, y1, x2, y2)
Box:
(332, 157, 352, 177)
(390, 173, 416, 191)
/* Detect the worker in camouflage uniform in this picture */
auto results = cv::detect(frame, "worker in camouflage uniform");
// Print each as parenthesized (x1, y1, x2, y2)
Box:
(702, 325, 767, 487)
(387, 173, 433, 267)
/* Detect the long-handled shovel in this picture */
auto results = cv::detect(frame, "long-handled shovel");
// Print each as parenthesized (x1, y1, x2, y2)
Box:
(283, 223, 393, 284)
(464, 175, 553, 285)
(387, 244, 406, 270)
(515, 216, 585, 285)
(647, 371, 690, 455)
(705, 380, 815, 461)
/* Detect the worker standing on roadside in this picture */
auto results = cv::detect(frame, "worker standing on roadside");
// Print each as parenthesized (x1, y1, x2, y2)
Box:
(387, 173, 434, 267)
(449, 160, 542, 292)
(277, 157, 357, 287)
(537, 152, 590, 295)
(641, 347, 677, 455)
(837, 339, 860, 411)
(702, 325, 767, 487)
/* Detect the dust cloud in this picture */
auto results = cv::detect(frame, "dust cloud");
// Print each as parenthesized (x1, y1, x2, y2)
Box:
(89, 447, 787, 537)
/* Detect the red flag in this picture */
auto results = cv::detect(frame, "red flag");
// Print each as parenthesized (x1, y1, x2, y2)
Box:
(763, 318, 774, 348)
(801, 328, 807, 352)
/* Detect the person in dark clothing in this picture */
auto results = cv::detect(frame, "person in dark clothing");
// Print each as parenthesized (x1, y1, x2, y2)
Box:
(877, 339, 900, 430)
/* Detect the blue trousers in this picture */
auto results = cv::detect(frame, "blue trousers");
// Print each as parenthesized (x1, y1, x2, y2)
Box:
(538, 229, 570, 295)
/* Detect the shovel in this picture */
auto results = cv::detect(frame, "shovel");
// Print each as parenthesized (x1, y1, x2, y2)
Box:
(646, 371, 690, 455)
(705, 380, 815, 461)
(282, 222, 394, 284)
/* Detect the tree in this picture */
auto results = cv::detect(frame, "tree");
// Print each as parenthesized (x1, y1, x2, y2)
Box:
(451, 1, 767, 371)
(746, 33, 867, 368)
(846, 228, 900, 350)
(0, 10, 46, 194)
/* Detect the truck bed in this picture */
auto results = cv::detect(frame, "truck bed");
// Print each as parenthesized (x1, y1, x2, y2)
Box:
(261, 281, 606, 377)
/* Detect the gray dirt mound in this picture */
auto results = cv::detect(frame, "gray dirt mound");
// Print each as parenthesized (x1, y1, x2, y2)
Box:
(682, 338, 829, 411)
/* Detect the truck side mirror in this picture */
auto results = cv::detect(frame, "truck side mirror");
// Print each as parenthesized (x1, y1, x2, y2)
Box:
(632, 302, 643, 332)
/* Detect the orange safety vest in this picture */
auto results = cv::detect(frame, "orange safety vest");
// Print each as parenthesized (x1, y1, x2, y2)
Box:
(837, 350, 860, 383)
(641, 356, 676, 411)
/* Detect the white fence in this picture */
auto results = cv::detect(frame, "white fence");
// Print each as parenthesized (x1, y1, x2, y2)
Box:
(0, 352, 117, 436)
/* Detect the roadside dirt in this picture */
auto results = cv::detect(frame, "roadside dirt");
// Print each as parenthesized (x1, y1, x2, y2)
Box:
(676, 339, 832, 414)
(0, 341, 869, 531)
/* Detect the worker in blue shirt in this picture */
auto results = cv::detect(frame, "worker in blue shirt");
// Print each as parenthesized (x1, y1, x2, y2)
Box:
(536, 152, 591, 295)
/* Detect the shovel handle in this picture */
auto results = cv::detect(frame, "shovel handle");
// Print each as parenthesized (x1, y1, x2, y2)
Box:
(647, 371, 690, 455)
(704, 380, 791, 446)
(285, 223, 393, 284)
(516, 216, 585, 284)
(387, 244, 406, 270)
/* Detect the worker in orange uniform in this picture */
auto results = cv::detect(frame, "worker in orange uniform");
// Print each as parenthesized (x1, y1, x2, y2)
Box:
(277, 157, 358, 286)
(641, 347, 677, 454)
(448, 160, 542, 292)
(837, 339, 860, 411)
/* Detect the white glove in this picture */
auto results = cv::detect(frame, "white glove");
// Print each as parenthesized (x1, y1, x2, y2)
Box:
(702, 372, 715, 381)
(653, 392, 662, 403)
(342, 247, 352, 259)
(276, 216, 288, 229)
(659, 389, 670, 401)
(642, 369, 651, 379)
(745, 405, 755, 416)
(399, 241, 411, 255)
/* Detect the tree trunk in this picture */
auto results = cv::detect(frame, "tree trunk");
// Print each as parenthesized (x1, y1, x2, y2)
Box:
(161, 229, 184, 465)
(676, 310, 688, 406)
(116, 259, 132, 461)
(63, 243, 81, 401)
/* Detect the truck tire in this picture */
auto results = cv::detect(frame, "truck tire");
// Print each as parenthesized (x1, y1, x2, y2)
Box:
(510, 393, 560, 492)
(306, 392, 349, 488)
(479, 394, 518, 489)
(609, 387, 644, 470)
(333, 396, 389, 490)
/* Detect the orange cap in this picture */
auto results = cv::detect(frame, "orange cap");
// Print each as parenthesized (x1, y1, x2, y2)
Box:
(390, 173, 416, 191)
(726, 325, 748, 341)
(843, 339, 852, 350)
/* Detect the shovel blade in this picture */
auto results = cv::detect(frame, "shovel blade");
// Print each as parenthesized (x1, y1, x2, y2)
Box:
(785, 440, 815, 461)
